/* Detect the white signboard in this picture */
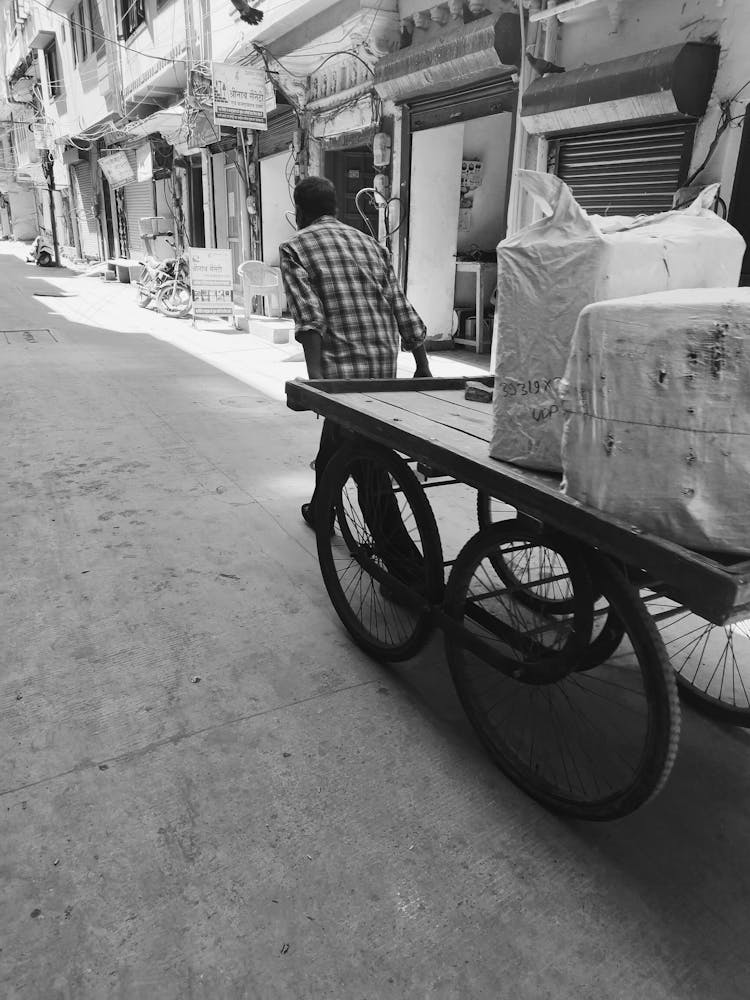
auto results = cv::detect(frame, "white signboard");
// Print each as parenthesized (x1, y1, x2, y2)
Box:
(212, 62, 268, 131)
(32, 123, 55, 151)
(99, 151, 134, 188)
(136, 143, 152, 182)
(265, 81, 276, 113)
(189, 247, 234, 316)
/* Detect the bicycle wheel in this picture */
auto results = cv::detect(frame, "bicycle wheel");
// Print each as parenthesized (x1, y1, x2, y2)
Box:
(644, 593, 750, 725)
(475, 503, 576, 616)
(316, 443, 444, 662)
(155, 282, 192, 317)
(444, 528, 680, 820)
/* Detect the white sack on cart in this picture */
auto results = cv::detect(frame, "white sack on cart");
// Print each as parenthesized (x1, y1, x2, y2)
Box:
(489, 171, 746, 472)
(560, 287, 750, 555)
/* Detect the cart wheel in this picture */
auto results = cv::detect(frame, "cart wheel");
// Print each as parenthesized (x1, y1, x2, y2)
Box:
(475, 503, 576, 615)
(644, 594, 750, 726)
(444, 527, 680, 820)
(316, 443, 444, 662)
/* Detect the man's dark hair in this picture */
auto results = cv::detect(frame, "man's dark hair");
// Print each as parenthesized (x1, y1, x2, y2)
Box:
(294, 176, 337, 222)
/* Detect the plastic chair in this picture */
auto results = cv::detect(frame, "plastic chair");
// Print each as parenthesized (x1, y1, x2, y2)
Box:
(238, 261, 283, 319)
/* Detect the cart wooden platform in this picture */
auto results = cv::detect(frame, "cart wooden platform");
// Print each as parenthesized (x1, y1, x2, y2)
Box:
(287, 375, 750, 820)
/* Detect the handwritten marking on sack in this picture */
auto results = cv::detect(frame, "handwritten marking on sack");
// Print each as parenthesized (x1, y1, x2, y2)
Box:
(532, 404, 559, 423)
(501, 377, 562, 398)
(686, 323, 730, 380)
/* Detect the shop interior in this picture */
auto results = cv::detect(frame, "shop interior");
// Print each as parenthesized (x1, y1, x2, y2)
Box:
(407, 111, 513, 352)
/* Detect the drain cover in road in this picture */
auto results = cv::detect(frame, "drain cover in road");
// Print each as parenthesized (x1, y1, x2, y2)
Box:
(2, 329, 58, 344)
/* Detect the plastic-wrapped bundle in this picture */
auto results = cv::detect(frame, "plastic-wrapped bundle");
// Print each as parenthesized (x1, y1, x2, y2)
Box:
(490, 171, 746, 472)
(561, 287, 750, 555)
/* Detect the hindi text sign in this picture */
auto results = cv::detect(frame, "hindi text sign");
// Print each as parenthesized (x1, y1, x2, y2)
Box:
(189, 247, 234, 317)
(99, 151, 134, 189)
(212, 63, 268, 131)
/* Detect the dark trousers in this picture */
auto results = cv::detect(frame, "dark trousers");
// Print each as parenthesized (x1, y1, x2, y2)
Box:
(310, 419, 424, 586)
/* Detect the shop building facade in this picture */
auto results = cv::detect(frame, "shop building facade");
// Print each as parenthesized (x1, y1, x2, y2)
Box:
(1, 0, 749, 312)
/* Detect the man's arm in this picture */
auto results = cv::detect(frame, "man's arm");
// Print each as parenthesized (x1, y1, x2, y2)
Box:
(384, 260, 432, 378)
(411, 343, 432, 379)
(299, 332, 323, 381)
(280, 245, 327, 380)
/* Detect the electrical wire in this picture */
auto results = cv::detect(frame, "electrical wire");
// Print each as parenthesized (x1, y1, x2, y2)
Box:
(252, 42, 374, 81)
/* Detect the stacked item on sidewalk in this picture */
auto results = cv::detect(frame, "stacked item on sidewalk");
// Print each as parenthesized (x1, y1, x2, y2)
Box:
(560, 288, 750, 554)
(489, 171, 745, 473)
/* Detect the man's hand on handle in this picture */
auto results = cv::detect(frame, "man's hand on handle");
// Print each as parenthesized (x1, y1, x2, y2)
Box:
(412, 343, 432, 379)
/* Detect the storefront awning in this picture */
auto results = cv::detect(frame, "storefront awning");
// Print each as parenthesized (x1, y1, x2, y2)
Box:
(521, 42, 719, 136)
(373, 12, 521, 103)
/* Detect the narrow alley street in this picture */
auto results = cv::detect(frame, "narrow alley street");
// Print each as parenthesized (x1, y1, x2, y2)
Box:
(2, 244, 750, 999)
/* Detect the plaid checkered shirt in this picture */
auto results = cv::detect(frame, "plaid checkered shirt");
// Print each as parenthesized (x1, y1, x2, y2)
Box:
(280, 217, 426, 380)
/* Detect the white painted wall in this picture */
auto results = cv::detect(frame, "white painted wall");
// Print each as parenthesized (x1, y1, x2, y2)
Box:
(407, 123, 464, 340)
(119, 0, 187, 92)
(260, 151, 295, 266)
(7, 190, 37, 240)
(521, 0, 750, 225)
(212, 151, 228, 249)
(457, 112, 513, 254)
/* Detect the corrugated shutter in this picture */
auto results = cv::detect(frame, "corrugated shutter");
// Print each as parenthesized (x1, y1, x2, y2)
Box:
(551, 120, 696, 216)
(123, 151, 154, 257)
(407, 76, 517, 131)
(71, 162, 100, 259)
(259, 108, 296, 158)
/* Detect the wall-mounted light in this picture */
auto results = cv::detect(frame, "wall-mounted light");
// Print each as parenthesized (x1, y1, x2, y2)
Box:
(373, 132, 391, 168)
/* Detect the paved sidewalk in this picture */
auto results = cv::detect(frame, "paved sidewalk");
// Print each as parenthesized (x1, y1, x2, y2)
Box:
(2, 240, 491, 403)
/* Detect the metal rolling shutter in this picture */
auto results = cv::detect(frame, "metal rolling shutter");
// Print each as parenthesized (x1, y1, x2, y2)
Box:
(407, 76, 517, 131)
(550, 120, 696, 216)
(71, 162, 100, 259)
(123, 151, 154, 257)
(259, 108, 297, 158)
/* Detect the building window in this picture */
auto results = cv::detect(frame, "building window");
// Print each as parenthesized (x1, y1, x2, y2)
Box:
(71, 0, 89, 65)
(44, 39, 63, 100)
(89, 0, 106, 57)
(118, 0, 145, 40)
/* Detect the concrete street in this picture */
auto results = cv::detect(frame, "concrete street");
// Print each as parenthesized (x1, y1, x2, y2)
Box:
(2, 243, 750, 999)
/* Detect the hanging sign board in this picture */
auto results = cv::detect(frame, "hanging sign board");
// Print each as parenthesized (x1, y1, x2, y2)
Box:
(188, 247, 234, 316)
(265, 81, 276, 113)
(32, 123, 55, 151)
(212, 63, 268, 131)
(99, 151, 134, 188)
(135, 143, 153, 182)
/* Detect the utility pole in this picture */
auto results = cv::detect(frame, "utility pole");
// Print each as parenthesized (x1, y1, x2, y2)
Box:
(41, 149, 60, 266)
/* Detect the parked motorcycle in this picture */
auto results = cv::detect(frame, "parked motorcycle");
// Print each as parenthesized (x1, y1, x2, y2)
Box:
(136, 239, 191, 318)
(26, 232, 55, 267)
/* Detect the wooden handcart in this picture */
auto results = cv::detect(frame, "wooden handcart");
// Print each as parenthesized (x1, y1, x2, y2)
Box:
(286, 376, 750, 821)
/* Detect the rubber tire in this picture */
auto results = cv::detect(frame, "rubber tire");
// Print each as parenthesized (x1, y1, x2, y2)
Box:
(155, 282, 191, 317)
(445, 538, 681, 820)
(316, 443, 444, 662)
(136, 288, 152, 308)
(475, 501, 577, 616)
(36, 250, 52, 267)
(653, 609, 750, 726)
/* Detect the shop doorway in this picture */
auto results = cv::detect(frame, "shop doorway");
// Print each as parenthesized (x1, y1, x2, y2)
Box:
(325, 147, 378, 236)
(225, 160, 245, 300)
(406, 111, 513, 346)
(101, 174, 116, 258)
(186, 155, 205, 248)
(259, 150, 294, 266)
